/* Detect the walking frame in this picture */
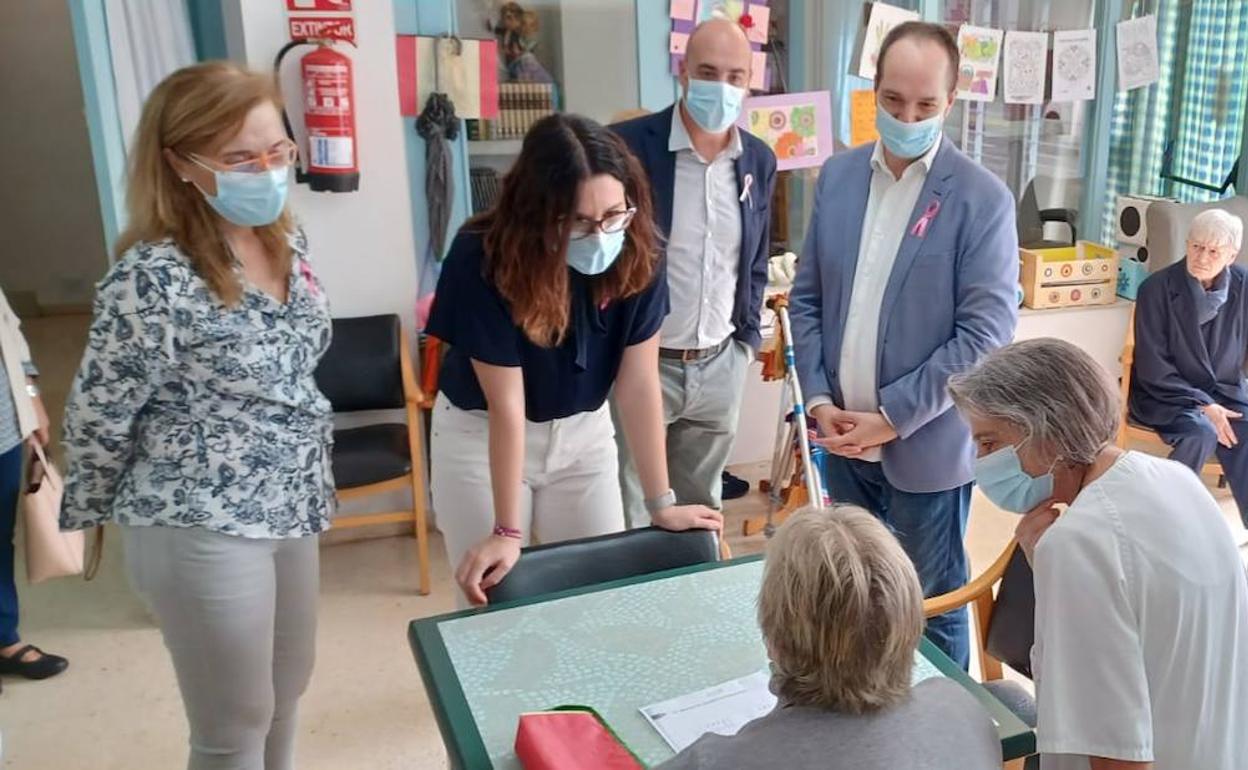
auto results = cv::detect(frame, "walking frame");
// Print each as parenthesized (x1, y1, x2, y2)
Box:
(742, 295, 826, 537)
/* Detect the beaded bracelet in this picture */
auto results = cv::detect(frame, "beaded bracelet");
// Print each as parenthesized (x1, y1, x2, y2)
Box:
(493, 524, 523, 540)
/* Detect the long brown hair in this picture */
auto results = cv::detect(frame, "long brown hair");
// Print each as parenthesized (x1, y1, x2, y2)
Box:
(474, 113, 660, 347)
(115, 61, 294, 305)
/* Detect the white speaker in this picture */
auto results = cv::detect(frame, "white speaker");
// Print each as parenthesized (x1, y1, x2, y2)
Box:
(1115, 194, 1171, 248)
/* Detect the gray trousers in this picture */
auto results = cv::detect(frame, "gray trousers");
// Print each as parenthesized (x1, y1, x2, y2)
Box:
(616, 338, 751, 528)
(121, 525, 319, 770)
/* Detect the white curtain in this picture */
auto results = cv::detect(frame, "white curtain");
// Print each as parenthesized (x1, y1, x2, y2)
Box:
(105, 0, 196, 151)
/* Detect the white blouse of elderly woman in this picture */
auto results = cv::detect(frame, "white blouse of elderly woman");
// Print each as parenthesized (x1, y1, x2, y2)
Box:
(948, 338, 1248, 770)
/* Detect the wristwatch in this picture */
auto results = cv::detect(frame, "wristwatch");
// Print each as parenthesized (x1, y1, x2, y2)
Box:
(25, 382, 39, 398)
(644, 488, 677, 514)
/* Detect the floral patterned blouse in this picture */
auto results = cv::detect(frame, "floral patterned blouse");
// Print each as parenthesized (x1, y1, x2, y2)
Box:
(60, 231, 335, 539)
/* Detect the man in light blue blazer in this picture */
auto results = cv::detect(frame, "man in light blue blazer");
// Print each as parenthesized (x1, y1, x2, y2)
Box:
(789, 21, 1019, 667)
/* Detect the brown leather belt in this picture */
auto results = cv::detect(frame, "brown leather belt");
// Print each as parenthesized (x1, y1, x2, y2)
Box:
(659, 337, 732, 363)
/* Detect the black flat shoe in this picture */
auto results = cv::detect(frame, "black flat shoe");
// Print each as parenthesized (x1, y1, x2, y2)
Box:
(722, 470, 750, 500)
(0, 645, 68, 680)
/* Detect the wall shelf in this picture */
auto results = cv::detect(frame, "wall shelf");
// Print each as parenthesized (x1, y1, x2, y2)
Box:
(467, 139, 524, 156)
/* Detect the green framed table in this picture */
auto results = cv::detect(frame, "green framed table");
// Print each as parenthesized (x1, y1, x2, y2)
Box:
(409, 556, 1036, 769)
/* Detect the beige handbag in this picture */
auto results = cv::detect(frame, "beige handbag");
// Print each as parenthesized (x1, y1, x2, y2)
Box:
(21, 443, 101, 583)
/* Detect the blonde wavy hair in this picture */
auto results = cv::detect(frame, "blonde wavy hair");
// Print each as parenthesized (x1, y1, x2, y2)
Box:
(758, 504, 924, 713)
(116, 61, 294, 305)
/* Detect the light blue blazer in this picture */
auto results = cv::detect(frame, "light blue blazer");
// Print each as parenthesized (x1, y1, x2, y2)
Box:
(789, 137, 1019, 493)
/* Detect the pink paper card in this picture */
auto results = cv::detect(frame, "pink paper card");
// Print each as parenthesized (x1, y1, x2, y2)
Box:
(670, 0, 695, 20)
(750, 50, 767, 90)
(745, 5, 770, 44)
(670, 31, 690, 55)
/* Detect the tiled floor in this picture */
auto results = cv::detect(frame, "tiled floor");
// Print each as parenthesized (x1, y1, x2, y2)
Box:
(1, 316, 1244, 769)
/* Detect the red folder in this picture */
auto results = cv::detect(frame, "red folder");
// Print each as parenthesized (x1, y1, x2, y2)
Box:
(515, 708, 644, 770)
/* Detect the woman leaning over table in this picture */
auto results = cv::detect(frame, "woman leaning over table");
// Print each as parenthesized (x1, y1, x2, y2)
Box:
(427, 113, 722, 606)
(60, 62, 332, 770)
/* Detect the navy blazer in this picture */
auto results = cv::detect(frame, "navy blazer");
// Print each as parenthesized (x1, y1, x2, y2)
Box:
(611, 106, 777, 350)
(1130, 260, 1248, 429)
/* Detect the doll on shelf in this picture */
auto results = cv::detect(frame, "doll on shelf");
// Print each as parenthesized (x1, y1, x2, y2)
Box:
(494, 1, 553, 83)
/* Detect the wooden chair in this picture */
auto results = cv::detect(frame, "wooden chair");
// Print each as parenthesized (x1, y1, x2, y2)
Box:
(314, 315, 432, 595)
(1116, 310, 1225, 484)
(924, 540, 1037, 770)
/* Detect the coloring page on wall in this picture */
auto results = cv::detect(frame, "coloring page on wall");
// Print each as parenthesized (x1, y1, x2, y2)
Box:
(738, 91, 833, 171)
(1051, 29, 1096, 101)
(1117, 14, 1159, 91)
(1002, 30, 1047, 104)
(956, 25, 1004, 101)
(857, 2, 920, 80)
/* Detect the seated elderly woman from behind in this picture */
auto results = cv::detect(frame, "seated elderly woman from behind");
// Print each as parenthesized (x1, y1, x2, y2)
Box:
(657, 505, 1001, 770)
(1129, 209, 1248, 525)
(949, 338, 1248, 770)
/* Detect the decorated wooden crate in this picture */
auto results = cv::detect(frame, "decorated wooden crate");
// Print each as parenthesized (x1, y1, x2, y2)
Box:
(1019, 241, 1119, 309)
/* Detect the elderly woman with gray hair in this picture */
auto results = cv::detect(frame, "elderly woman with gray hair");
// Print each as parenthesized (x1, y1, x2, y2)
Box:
(1129, 208, 1248, 524)
(949, 338, 1248, 770)
(657, 504, 1001, 770)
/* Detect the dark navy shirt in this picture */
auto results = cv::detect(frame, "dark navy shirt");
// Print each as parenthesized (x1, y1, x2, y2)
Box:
(426, 229, 669, 423)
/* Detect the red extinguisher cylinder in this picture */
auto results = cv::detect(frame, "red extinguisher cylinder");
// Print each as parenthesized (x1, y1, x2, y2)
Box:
(299, 45, 359, 192)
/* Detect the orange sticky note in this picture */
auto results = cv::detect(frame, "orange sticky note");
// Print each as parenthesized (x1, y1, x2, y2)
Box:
(850, 89, 879, 147)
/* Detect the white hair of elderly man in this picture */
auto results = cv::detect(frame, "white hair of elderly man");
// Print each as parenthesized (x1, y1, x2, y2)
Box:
(1188, 208, 1244, 252)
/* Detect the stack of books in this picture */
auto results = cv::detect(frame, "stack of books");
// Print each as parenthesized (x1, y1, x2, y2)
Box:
(469, 167, 502, 213)
(467, 82, 557, 140)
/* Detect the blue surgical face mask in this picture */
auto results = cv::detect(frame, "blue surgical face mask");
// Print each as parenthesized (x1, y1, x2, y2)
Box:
(875, 106, 944, 159)
(974, 444, 1055, 514)
(683, 78, 746, 134)
(565, 229, 625, 276)
(190, 159, 289, 227)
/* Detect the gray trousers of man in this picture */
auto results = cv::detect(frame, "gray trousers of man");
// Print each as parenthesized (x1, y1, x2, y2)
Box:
(121, 524, 319, 770)
(615, 339, 751, 528)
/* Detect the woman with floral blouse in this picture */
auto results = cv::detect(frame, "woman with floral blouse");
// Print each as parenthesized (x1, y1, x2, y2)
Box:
(61, 62, 332, 770)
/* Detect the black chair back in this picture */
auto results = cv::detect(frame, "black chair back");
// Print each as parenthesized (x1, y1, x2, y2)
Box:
(484, 527, 720, 604)
(315, 315, 405, 412)
(984, 546, 1036, 678)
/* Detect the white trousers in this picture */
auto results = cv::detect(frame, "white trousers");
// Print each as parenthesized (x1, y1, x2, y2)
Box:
(430, 393, 625, 581)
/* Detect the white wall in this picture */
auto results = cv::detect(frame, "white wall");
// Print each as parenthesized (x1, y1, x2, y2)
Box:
(0, 1, 109, 311)
(229, 1, 419, 325)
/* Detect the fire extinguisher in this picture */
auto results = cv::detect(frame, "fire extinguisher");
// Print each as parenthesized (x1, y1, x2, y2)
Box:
(275, 39, 359, 193)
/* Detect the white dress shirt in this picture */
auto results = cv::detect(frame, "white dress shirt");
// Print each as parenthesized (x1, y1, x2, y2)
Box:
(1033, 451, 1248, 770)
(661, 108, 743, 350)
(813, 138, 940, 462)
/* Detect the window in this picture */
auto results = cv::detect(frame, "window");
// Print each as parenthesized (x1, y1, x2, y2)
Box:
(938, 0, 1097, 219)
(1100, 0, 1248, 243)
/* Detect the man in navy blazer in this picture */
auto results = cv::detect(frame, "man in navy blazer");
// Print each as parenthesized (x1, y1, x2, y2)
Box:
(789, 22, 1019, 666)
(1130, 209, 1248, 525)
(611, 18, 777, 527)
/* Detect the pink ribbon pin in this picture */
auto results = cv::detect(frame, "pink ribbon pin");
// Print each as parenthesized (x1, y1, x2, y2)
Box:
(299, 260, 320, 297)
(910, 199, 941, 238)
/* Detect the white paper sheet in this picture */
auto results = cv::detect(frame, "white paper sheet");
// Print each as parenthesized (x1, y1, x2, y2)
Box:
(640, 670, 777, 753)
(956, 25, 1004, 102)
(642, 657, 948, 753)
(1117, 15, 1159, 91)
(857, 2, 921, 80)
(1003, 30, 1049, 105)
(1052, 29, 1097, 102)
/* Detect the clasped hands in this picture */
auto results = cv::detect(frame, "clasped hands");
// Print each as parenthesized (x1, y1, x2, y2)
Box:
(810, 403, 898, 457)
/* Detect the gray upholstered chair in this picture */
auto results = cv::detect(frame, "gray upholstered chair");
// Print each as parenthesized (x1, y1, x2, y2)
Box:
(1144, 197, 1248, 271)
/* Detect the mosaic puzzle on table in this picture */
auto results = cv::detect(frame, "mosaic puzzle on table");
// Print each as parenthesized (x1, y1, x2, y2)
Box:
(439, 560, 944, 768)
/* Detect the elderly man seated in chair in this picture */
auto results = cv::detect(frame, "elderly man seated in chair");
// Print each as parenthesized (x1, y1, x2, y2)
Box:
(1130, 208, 1248, 525)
